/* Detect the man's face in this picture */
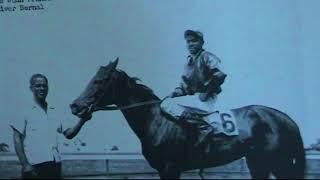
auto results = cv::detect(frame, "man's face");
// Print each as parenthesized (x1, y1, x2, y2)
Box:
(30, 77, 48, 101)
(185, 35, 203, 55)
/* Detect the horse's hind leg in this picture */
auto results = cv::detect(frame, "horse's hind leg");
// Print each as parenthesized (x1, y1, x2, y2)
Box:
(270, 154, 304, 179)
(246, 155, 271, 179)
(270, 157, 293, 179)
(271, 133, 306, 179)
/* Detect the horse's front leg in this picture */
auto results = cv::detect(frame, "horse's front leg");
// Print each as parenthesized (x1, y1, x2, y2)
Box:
(159, 162, 181, 179)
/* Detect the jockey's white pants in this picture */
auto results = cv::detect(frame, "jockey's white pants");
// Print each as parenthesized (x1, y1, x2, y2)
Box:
(161, 93, 239, 136)
(161, 93, 217, 119)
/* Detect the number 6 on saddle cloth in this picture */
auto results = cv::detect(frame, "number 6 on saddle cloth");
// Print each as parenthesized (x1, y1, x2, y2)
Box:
(161, 103, 239, 137)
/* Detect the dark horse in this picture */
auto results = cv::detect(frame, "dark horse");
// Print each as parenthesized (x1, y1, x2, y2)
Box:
(70, 59, 305, 179)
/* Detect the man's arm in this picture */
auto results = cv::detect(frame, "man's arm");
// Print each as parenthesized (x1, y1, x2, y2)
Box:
(12, 127, 36, 174)
(63, 118, 89, 139)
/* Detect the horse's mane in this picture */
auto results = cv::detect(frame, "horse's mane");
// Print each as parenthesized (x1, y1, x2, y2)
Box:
(117, 70, 160, 101)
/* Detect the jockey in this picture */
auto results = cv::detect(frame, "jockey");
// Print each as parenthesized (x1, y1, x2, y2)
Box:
(161, 29, 227, 148)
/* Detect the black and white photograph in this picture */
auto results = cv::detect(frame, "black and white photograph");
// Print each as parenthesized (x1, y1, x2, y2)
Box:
(0, 0, 320, 179)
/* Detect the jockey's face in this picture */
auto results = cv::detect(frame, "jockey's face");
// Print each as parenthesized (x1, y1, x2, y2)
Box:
(30, 77, 48, 101)
(185, 35, 203, 55)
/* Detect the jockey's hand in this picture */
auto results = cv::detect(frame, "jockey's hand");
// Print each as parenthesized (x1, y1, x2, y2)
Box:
(169, 92, 178, 98)
(169, 88, 184, 98)
(169, 92, 181, 98)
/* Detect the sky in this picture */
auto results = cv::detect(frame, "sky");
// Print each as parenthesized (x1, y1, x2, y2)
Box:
(0, 0, 319, 154)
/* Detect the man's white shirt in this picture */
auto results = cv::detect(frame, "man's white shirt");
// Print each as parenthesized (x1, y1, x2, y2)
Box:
(10, 100, 76, 165)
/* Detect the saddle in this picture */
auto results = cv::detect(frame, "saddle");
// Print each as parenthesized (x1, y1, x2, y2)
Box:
(162, 105, 239, 137)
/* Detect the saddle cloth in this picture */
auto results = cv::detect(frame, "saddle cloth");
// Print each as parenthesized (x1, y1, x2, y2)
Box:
(160, 94, 239, 136)
(178, 105, 239, 136)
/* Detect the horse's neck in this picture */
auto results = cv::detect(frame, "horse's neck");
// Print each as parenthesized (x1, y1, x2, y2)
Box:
(116, 89, 156, 140)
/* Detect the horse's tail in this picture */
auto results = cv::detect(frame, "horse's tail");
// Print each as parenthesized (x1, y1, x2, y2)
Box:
(291, 129, 306, 179)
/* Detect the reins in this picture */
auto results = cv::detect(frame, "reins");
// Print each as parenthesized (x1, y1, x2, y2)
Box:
(91, 99, 163, 112)
(89, 97, 169, 112)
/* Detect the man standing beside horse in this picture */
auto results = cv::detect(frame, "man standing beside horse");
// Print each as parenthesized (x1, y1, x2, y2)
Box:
(10, 74, 91, 179)
(161, 29, 227, 150)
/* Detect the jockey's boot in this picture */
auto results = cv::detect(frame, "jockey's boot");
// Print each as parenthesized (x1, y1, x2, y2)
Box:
(194, 123, 215, 154)
(178, 111, 216, 153)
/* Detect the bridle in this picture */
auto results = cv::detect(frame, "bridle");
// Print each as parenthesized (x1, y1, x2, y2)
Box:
(87, 69, 166, 113)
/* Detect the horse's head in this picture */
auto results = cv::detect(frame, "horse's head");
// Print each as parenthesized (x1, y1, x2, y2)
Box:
(70, 58, 119, 118)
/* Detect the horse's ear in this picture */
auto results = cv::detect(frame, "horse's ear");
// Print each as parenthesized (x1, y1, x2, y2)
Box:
(111, 57, 119, 69)
(104, 61, 112, 68)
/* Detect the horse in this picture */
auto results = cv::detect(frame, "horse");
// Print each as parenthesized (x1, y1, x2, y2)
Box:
(70, 59, 305, 179)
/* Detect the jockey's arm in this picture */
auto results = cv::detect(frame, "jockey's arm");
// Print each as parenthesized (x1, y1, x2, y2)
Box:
(170, 80, 194, 98)
(204, 68, 227, 95)
(203, 53, 227, 93)
(205, 68, 227, 86)
(170, 86, 187, 98)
